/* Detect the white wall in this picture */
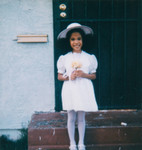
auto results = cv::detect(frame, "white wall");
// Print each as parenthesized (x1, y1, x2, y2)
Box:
(0, 0, 55, 139)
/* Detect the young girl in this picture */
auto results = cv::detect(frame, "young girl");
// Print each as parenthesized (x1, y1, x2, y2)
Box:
(57, 23, 98, 150)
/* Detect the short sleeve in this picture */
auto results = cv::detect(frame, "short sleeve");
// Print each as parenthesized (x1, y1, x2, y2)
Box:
(89, 55, 98, 74)
(57, 55, 66, 74)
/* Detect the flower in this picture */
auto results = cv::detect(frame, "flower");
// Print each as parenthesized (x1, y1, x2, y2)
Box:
(71, 61, 82, 70)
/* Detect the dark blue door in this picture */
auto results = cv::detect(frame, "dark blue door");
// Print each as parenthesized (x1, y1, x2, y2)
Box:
(53, 0, 142, 111)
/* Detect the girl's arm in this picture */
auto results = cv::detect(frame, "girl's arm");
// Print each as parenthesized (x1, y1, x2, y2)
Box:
(58, 71, 78, 81)
(74, 70, 96, 80)
(58, 71, 96, 81)
(58, 73, 69, 81)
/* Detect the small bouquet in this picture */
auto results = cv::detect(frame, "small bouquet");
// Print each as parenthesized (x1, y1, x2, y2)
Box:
(71, 61, 82, 70)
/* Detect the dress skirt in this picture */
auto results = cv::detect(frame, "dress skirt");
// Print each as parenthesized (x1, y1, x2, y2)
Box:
(62, 78, 98, 112)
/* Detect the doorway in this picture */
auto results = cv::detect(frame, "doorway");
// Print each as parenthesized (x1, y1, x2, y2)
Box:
(53, 0, 142, 111)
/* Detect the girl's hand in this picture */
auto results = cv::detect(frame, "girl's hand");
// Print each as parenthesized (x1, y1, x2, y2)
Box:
(75, 70, 85, 78)
(74, 70, 96, 80)
(70, 70, 85, 80)
(70, 71, 77, 80)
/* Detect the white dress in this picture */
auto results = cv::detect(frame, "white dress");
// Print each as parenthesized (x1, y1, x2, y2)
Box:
(57, 51, 98, 112)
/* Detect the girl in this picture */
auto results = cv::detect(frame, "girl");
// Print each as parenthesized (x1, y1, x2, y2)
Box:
(57, 23, 98, 150)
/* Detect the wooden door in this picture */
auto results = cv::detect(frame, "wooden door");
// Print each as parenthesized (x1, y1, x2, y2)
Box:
(53, 0, 142, 111)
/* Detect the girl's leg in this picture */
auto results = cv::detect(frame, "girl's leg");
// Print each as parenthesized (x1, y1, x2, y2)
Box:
(67, 110, 77, 146)
(77, 111, 86, 149)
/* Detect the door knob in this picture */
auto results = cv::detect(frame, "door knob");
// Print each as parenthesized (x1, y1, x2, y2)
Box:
(59, 4, 67, 11)
(60, 12, 67, 18)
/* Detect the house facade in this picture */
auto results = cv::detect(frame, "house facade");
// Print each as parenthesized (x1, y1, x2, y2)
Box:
(0, 0, 55, 139)
(0, 0, 142, 139)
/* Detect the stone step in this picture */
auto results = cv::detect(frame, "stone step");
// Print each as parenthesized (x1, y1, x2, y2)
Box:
(28, 110, 142, 150)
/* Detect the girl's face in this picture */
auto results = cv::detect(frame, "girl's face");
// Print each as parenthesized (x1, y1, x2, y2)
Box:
(70, 32, 83, 53)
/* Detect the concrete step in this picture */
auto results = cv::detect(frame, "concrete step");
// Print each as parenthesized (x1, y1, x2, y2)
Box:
(28, 110, 142, 150)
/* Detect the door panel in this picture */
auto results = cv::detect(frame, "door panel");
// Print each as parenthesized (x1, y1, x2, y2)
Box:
(53, 0, 141, 111)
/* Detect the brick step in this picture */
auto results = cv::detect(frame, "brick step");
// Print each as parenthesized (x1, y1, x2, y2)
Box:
(29, 144, 142, 150)
(28, 127, 142, 145)
(28, 110, 142, 150)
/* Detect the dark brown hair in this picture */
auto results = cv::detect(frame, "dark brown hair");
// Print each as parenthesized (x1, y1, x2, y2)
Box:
(56, 28, 95, 53)
(66, 28, 86, 51)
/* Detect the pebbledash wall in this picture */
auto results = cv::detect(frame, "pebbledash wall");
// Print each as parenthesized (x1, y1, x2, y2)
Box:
(0, 0, 55, 139)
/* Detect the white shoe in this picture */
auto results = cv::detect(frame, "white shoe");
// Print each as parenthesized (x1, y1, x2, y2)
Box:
(78, 144, 86, 150)
(69, 145, 77, 150)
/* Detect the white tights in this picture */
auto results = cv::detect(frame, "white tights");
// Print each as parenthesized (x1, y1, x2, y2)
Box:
(67, 110, 86, 146)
